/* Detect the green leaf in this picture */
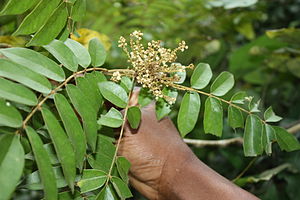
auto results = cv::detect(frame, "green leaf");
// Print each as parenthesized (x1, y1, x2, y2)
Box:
(248, 99, 260, 113)
(98, 81, 128, 108)
(25, 127, 58, 200)
(127, 106, 141, 129)
(120, 76, 133, 93)
(71, 0, 86, 22)
(210, 71, 234, 96)
(95, 135, 116, 159)
(0, 77, 38, 106)
(116, 157, 131, 183)
(97, 107, 123, 128)
(96, 186, 115, 200)
(155, 88, 178, 120)
(41, 108, 76, 192)
(75, 75, 103, 114)
(228, 105, 244, 129)
(204, 97, 223, 137)
(138, 88, 153, 107)
(111, 176, 133, 199)
(24, 166, 67, 190)
(44, 39, 78, 72)
(262, 124, 276, 155)
(190, 63, 212, 89)
(0, 134, 24, 200)
(273, 126, 300, 152)
(230, 91, 247, 104)
(13, 0, 61, 35)
(0, 47, 65, 82)
(54, 93, 86, 170)
(64, 38, 91, 68)
(264, 107, 282, 123)
(0, 59, 52, 93)
(88, 38, 107, 67)
(243, 115, 263, 156)
(88, 155, 112, 173)
(78, 169, 107, 193)
(177, 92, 201, 137)
(27, 3, 68, 46)
(234, 163, 291, 187)
(0, 99, 22, 128)
(66, 84, 98, 151)
(0, 0, 39, 15)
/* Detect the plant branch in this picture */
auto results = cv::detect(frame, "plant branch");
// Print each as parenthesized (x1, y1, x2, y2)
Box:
(105, 77, 135, 185)
(170, 83, 251, 115)
(19, 67, 134, 132)
(287, 122, 300, 134)
(184, 137, 243, 147)
(232, 158, 257, 182)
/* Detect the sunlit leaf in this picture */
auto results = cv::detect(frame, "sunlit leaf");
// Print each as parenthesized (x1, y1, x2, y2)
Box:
(0, 134, 24, 200)
(273, 126, 300, 152)
(0, 47, 65, 81)
(204, 97, 223, 137)
(262, 124, 276, 155)
(44, 39, 78, 72)
(13, 0, 61, 36)
(177, 92, 200, 137)
(89, 38, 106, 67)
(54, 93, 86, 170)
(264, 107, 282, 123)
(41, 108, 76, 192)
(111, 177, 133, 199)
(96, 185, 115, 200)
(0, 0, 39, 16)
(116, 157, 131, 183)
(66, 84, 98, 151)
(25, 127, 57, 200)
(71, 0, 86, 22)
(0, 99, 22, 128)
(127, 106, 141, 129)
(27, 3, 68, 46)
(0, 59, 52, 93)
(78, 169, 107, 193)
(76, 76, 103, 114)
(243, 114, 263, 156)
(190, 63, 212, 89)
(64, 38, 91, 68)
(228, 105, 244, 129)
(120, 77, 133, 93)
(210, 71, 234, 96)
(97, 107, 123, 128)
(230, 91, 247, 104)
(98, 81, 128, 108)
(0, 77, 37, 106)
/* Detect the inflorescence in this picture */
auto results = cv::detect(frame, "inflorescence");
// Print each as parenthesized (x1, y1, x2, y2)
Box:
(115, 30, 193, 104)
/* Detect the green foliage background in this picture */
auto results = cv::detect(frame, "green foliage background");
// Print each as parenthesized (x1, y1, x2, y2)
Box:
(1, 0, 300, 199)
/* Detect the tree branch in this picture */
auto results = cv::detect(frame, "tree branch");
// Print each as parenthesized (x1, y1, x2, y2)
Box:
(184, 122, 300, 148)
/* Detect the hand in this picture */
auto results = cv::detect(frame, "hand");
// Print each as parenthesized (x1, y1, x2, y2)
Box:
(118, 90, 193, 200)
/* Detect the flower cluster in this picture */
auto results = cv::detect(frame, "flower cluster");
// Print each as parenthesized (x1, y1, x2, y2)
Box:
(117, 30, 193, 104)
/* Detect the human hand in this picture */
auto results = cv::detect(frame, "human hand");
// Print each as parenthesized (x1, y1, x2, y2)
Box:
(118, 89, 194, 200)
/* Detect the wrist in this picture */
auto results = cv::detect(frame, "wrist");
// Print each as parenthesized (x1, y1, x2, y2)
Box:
(157, 144, 196, 200)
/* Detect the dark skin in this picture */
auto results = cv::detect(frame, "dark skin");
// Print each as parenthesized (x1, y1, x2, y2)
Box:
(118, 90, 259, 200)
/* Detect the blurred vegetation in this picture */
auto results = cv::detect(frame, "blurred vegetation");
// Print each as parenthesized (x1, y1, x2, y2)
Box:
(1, 0, 300, 199)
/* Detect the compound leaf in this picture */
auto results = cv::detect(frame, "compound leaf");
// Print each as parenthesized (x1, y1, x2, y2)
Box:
(204, 97, 223, 137)
(210, 71, 234, 96)
(190, 63, 212, 89)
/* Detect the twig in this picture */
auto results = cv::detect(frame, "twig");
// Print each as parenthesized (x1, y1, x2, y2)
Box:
(184, 137, 243, 147)
(105, 77, 135, 185)
(232, 158, 257, 182)
(19, 67, 134, 131)
(287, 123, 300, 134)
